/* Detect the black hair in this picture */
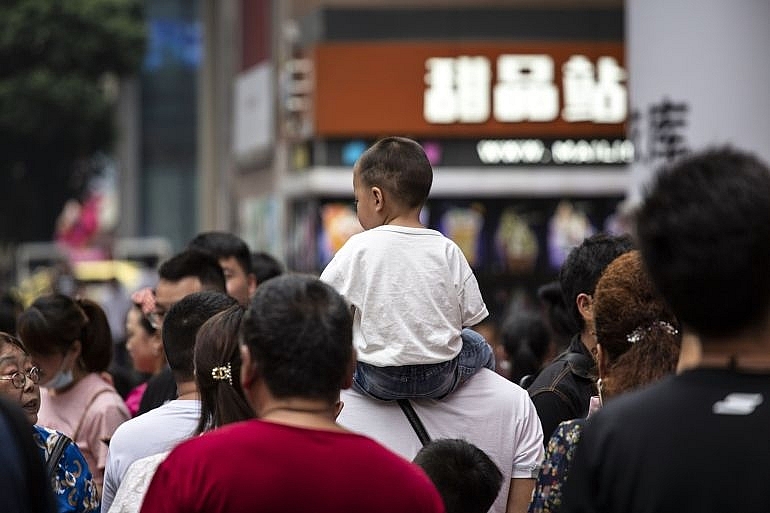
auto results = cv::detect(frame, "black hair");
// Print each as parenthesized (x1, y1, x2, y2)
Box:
(162, 291, 237, 382)
(413, 439, 503, 513)
(356, 136, 433, 209)
(130, 303, 156, 336)
(635, 147, 770, 338)
(500, 310, 552, 385)
(17, 295, 112, 373)
(251, 251, 284, 285)
(188, 231, 254, 276)
(194, 305, 254, 434)
(559, 233, 634, 333)
(158, 249, 226, 293)
(536, 280, 572, 353)
(241, 274, 353, 404)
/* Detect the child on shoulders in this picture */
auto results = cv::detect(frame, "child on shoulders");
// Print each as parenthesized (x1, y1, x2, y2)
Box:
(321, 136, 494, 400)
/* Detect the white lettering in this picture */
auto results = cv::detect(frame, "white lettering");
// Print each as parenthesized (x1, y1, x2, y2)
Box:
(494, 55, 558, 122)
(424, 57, 491, 123)
(424, 58, 458, 124)
(424, 54, 628, 125)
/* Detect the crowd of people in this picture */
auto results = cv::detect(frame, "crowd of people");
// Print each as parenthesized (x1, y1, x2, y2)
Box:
(1, 139, 769, 513)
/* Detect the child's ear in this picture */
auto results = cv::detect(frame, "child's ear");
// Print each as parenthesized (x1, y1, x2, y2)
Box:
(371, 186, 384, 211)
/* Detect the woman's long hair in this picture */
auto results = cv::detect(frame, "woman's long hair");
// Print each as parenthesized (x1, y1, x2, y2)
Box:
(594, 251, 682, 400)
(193, 305, 254, 434)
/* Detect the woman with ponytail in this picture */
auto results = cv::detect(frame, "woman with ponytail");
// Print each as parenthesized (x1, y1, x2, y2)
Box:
(528, 250, 682, 513)
(17, 294, 130, 495)
(106, 304, 253, 513)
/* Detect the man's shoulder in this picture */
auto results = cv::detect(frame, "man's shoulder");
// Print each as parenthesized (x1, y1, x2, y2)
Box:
(529, 350, 594, 394)
(111, 401, 199, 450)
(340, 369, 530, 435)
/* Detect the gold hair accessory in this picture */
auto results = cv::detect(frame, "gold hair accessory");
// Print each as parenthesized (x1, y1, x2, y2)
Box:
(211, 363, 232, 385)
(626, 321, 679, 344)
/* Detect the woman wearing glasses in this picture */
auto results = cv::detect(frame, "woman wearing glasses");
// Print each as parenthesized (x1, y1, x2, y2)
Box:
(0, 331, 99, 512)
(17, 294, 130, 497)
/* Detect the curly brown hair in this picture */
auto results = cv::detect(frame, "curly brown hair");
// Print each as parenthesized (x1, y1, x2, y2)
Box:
(594, 250, 682, 400)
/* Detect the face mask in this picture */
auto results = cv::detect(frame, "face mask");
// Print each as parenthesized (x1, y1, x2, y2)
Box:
(42, 355, 75, 390)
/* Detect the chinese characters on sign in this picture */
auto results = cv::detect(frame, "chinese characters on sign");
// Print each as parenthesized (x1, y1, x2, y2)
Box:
(629, 98, 690, 163)
(424, 55, 627, 125)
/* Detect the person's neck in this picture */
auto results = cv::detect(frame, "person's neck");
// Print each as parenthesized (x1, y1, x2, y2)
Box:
(381, 207, 424, 228)
(697, 329, 770, 372)
(580, 330, 598, 358)
(176, 381, 199, 401)
(258, 398, 343, 432)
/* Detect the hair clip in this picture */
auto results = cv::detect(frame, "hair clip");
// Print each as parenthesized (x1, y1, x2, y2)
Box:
(131, 287, 157, 316)
(626, 321, 679, 344)
(211, 363, 232, 385)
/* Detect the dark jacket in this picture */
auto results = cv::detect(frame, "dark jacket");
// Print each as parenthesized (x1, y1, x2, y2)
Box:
(527, 334, 596, 442)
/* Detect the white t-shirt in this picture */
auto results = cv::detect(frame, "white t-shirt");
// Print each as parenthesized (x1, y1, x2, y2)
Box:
(337, 369, 544, 513)
(101, 400, 200, 513)
(320, 225, 488, 366)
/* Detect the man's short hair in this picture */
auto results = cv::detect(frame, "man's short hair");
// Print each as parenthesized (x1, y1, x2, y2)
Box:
(162, 291, 237, 381)
(413, 439, 503, 513)
(635, 147, 770, 338)
(559, 233, 634, 333)
(158, 248, 226, 293)
(241, 274, 353, 404)
(251, 251, 284, 284)
(356, 136, 433, 209)
(188, 231, 253, 276)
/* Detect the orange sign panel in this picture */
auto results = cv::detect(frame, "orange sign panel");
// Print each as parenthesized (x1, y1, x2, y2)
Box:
(312, 41, 626, 138)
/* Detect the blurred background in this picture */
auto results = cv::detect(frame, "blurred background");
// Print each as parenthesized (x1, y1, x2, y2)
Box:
(0, 0, 768, 325)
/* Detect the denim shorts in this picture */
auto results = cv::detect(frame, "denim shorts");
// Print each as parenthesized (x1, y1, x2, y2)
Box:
(352, 328, 495, 401)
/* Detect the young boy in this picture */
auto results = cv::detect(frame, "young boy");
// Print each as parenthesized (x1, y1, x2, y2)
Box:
(320, 136, 494, 400)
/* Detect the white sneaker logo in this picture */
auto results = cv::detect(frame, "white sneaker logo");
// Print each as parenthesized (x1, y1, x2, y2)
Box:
(712, 393, 763, 415)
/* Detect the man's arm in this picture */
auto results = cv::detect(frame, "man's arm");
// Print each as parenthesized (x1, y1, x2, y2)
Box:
(506, 478, 535, 513)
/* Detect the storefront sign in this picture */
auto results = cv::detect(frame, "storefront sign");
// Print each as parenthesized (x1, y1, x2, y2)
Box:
(312, 42, 625, 138)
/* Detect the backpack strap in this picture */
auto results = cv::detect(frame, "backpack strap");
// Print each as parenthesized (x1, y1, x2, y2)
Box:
(72, 387, 113, 442)
(45, 433, 73, 482)
(397, 399, 431, 446)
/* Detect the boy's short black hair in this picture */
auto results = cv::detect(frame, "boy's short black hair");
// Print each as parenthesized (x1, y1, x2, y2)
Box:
(635, 147, 770, 338)
(559, 233, 634, 333)
(413, 439, 503, 513)
(356, 136, 433, 208)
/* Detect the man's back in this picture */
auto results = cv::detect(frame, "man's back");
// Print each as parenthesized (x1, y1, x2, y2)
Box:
(338, 369, 543, 513)
(101, 400, 200, 512)
(563, 368, 770, 513)
(139, 419, 444, 513)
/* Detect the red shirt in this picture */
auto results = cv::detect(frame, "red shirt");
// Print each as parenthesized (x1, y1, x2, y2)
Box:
(140, 419, 445, 513)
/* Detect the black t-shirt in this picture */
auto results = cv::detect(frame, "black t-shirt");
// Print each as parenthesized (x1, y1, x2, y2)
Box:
(137, 367, 177, 415)
(562, 368, 770, 513)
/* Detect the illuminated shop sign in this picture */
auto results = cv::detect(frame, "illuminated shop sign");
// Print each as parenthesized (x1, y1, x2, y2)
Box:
(313, 42, 626, 139)
(476, 138, 634, 165)
(424, 55, 626, 125)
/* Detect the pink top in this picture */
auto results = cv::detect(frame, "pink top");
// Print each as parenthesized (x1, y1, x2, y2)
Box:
(38, 372, 130, 492)
(125, 382, 149, 417)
